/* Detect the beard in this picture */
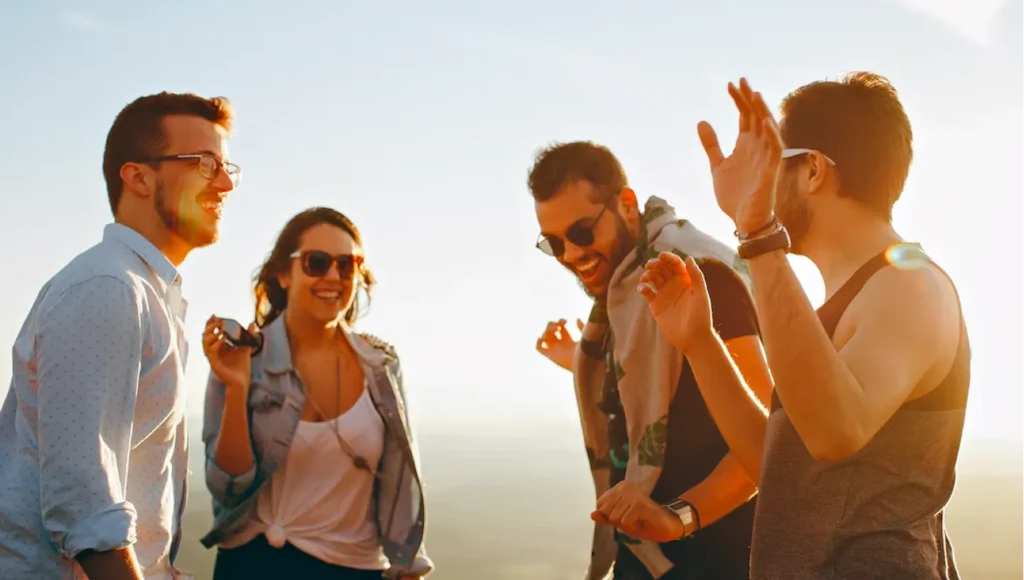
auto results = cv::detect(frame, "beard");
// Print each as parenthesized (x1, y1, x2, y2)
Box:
(571, 214, 637, 300)
(154, 179, 218, 248)
(776, 178, 811, 254)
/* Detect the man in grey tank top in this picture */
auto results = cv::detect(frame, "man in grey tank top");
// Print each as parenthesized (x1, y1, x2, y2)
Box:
(630, 73, 970, 579)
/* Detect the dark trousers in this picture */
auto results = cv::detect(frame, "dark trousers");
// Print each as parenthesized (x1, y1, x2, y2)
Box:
(213, 534, 385, 580)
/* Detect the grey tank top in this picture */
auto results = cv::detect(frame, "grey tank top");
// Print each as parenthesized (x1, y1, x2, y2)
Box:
(750, 248, 971, 580)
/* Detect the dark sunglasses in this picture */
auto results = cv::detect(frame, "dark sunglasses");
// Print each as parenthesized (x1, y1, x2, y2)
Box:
(536, 200, 613, 258)
(290, 250, 364, 278)
(218, 317, 264, 355)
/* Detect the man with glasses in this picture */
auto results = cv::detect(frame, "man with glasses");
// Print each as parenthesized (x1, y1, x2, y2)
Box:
(530, 141, 773, 579)
(633, 74, 970, 579)
(0, 91, 239, 580)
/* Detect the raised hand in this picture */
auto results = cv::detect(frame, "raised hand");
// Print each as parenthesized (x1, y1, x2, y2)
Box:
(637, 253, 713, 354)
(697, 78, 785, 234)
(202, 315, 254, 390)
(535, 318, 584, 371)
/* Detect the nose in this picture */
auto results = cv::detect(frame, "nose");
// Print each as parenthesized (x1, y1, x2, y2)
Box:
(212, 165, 235, 193)
(321, 265, 342, 282)
(562, 239, 587, 264)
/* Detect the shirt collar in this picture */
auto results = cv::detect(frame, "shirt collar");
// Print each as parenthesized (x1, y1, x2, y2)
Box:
(103, 223, 181, 291)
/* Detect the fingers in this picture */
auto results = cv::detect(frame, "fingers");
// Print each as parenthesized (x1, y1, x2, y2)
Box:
(576, 318, 585, 332)
(536, 318, 576, 353)
(697, 121, 725, 169)
(728, 81, 753, 134)
(682, 256, 706, 294)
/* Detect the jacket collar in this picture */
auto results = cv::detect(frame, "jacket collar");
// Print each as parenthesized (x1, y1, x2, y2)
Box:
(262, 313, 387, 375)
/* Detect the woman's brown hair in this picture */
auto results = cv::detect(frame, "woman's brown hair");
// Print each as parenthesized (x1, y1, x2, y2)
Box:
(252, 207, 376, 329)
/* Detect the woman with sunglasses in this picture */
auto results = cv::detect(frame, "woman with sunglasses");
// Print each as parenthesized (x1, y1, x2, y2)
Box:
(198, 207, 432, 580)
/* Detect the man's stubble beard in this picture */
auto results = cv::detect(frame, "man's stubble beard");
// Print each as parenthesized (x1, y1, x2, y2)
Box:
(574, 214, 637, 301)
(154, 179, 217, 249)
(777, 178, 811, 254)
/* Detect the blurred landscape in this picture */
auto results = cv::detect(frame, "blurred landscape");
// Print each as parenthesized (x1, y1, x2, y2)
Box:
(176, 423, 1023, 580)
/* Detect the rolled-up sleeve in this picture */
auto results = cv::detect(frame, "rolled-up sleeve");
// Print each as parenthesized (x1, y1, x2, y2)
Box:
(35, 276, 143, 559)
(201, 371, 257, 507)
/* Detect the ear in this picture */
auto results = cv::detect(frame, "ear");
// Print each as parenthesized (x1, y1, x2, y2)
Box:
(806, 153, 831, 195)
(617, 188, 643, 234)
(119, 162, 155, 200)
(276, 271, 291, 291)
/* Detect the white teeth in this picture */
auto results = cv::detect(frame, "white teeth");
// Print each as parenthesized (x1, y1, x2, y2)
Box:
(313, 291, 340, 300)
(576, 258, 600, 277)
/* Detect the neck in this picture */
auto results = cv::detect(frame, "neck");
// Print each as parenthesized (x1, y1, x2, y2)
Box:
(115, 213, 191, 267)
(799, 202, 902, 299)
(284, 308, 343, 353)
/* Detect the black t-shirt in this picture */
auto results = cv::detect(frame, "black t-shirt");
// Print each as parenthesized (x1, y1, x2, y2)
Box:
(615, 257, 761, 580)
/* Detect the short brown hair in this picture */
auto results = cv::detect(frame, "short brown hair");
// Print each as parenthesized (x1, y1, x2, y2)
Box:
(780, 72, 913, 220)
(527, 141, 628, 202)
(102, 92, 234, 215)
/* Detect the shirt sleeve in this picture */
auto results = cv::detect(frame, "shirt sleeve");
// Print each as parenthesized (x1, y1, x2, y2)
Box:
(35, 276, 143, 559)
(698, 257, 761, 342)
(201, 371, 257, 507)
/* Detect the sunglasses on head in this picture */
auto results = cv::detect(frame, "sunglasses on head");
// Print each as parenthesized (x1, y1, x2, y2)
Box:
(536, 199, 613, 258)
(290, 250, 364, 278)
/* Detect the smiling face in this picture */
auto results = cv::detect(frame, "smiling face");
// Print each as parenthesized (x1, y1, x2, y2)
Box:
(151, 115, 236, 249)
(534, 180, 638, 298)
(277, 223, 364, 325)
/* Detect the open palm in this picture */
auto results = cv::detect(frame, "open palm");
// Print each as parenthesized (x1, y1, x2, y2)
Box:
(698, 78, 785, 234)
(638, 253, 713, 354)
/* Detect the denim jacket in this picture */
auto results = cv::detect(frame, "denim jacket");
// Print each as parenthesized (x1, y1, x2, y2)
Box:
(199, 314, 432, 578)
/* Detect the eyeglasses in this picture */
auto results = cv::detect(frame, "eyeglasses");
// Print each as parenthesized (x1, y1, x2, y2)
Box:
(536, 199, 613, 258)
(782, 148, 836, 167)
(290, 250, 364, 278)
(136, 153, 242, 186)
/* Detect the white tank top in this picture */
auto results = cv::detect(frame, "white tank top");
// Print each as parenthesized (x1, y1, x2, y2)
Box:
(222, 385, 388, 570)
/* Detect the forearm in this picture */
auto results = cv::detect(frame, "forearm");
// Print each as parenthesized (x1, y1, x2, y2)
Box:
(76, 546, 143, 580)
(687, 332, 769, 481)
(677, 453, 757, 531)
(213, 384, 255, 476)
(746, 252, 863, 452)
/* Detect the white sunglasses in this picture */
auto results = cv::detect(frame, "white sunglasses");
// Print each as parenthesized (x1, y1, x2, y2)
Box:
(782, 148, 837, 166)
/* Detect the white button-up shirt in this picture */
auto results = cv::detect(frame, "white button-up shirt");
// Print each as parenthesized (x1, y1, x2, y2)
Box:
(0, 223, 190, 579)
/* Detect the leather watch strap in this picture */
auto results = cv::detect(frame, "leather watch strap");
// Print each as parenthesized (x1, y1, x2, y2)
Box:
(738, 225, 791, 260)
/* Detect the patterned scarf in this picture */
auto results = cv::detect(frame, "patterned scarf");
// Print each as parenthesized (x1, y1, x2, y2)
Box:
(575, 196, 751, 579)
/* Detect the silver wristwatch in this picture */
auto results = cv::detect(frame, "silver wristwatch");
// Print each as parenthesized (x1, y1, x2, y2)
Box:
(664, 499, 700, 538)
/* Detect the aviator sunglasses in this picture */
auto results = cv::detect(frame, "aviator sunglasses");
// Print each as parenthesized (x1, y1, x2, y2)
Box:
(290, 250, 365, 278)
(535, 198, 614, 258)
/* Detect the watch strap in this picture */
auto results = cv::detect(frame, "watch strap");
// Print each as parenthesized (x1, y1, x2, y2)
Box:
(664, 499, 701, 537)
(738, 225, 791, 260)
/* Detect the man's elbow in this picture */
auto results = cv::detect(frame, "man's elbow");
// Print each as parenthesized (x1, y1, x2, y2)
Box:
(43, 501, 138, 560)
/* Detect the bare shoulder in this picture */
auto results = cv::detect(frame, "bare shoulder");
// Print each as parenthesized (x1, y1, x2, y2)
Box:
(846, 252, 962, 374)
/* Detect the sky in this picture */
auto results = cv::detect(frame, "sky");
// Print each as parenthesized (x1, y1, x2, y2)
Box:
(0, 0, 1021, 456)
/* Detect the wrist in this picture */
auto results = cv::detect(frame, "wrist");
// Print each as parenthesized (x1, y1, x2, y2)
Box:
(225, 378, 251, 395)
(734, 215, 777, 240)
(687, 326, 721, 359)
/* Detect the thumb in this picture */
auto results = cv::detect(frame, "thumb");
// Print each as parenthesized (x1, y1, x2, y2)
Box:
(576, 318, 585, 332)
(697, 121, 725, 169)
(684, 257, 708, 294)
(247, 322, 259, 333)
